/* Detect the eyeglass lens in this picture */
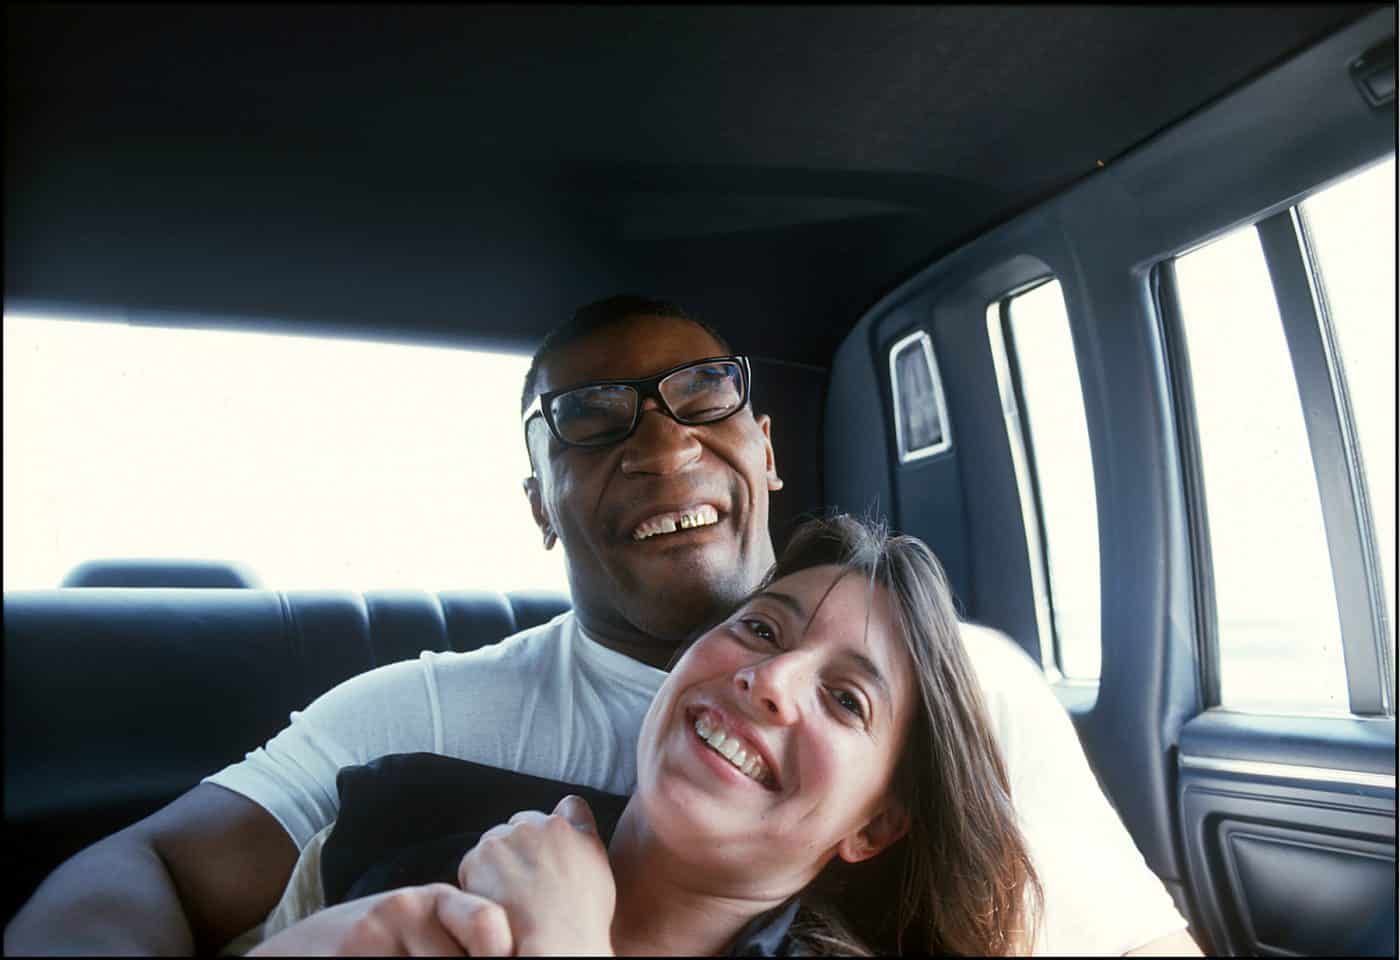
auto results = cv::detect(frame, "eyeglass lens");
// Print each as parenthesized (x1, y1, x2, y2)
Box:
(547, 360, 744, 445)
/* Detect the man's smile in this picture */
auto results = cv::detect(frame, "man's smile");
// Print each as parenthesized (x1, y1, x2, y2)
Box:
(631, 504, 722, 542)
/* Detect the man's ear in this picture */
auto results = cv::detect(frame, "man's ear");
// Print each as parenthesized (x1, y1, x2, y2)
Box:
(754, 412, 784, 492)
(836, 799, 909, 865)
(522, 476, 557, 550)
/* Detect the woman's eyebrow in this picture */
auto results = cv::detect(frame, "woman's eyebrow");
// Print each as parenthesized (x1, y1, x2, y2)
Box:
(840, 651, 891, 705)
(752, 589, 806, 619)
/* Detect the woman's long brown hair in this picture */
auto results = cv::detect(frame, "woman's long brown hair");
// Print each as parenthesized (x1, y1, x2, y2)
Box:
(763, 513, 1042, 956)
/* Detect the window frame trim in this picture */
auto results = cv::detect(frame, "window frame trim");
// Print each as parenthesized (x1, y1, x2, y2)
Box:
(1154, 258, 1223, 707)
(1294, 203, 1395, 714)
(1256, 209, 1391, 716)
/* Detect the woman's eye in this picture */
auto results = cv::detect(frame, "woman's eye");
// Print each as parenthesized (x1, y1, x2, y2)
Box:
(830, 688, 865, 720)
(741, 618, 777, 644)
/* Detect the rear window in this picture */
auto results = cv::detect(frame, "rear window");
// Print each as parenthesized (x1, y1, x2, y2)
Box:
(2, 313, 570, 594)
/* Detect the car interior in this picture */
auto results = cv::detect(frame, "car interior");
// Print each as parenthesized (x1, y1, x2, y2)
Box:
(6, 5, 1396, 954)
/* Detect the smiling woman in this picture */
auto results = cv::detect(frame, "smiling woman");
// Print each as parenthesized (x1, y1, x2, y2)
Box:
(0, 313, 569, 594)
(248, 514, 1041, 957)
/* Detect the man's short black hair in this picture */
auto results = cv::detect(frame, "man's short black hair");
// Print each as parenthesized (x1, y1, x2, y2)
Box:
(520, 294, 734, 415)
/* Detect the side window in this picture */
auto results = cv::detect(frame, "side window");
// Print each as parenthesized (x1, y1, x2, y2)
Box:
(986, 278, 1102, 681)
(1173, 228, 1347, 712)
(1299, 157, 1396, 679)
(1166, 155, 1395, 716)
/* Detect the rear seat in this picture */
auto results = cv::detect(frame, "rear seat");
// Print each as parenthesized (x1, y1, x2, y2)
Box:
(2, 587, 570, 923)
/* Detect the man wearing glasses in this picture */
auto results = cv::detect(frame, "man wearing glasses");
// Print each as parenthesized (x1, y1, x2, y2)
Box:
(6, 296, 1197, 956)
(517, 307, 782, 673)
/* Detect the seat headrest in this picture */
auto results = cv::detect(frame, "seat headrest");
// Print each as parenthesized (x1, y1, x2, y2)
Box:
(60, 559, 262, 589)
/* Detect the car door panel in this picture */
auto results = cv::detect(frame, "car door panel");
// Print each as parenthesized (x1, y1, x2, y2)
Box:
(1178, 711, 1396, 955)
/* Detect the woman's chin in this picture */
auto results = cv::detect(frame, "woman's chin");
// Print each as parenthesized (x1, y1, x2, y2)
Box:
(639, 772, 754, 853)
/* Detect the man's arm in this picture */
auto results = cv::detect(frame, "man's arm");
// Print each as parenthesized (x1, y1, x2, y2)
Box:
(1126, 928, 1203, 956)
(959, 625, 1197, 955)
(5, 783, 298, 956)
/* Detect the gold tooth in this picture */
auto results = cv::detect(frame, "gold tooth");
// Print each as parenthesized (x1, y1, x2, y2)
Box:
(639, 510, 719, 538)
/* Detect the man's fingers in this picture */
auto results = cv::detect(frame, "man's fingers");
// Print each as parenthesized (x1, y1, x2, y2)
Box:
(397, 914, 469, 957)
(434, 888, 513, 957)
(554, 794, 599, 835)
(506, 809, 547, 827)
(354, 886, 466, 957)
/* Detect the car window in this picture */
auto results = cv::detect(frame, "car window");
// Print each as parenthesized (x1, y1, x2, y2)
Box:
(1298, 155, 1396, 674)
(1168, 154, 1395, 716)
(1174, 227, 1347, 713)
(2, 314, 570, 594)
(987, 278, 1102, 681)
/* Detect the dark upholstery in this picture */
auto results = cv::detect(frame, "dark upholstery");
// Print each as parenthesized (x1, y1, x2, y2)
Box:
(1, 586, 570, 923)
(504, 589, 575, 637)
(321, 754, 629, 907)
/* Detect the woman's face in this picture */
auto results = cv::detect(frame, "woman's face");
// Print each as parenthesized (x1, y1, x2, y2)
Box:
(634, 564, 916, 895)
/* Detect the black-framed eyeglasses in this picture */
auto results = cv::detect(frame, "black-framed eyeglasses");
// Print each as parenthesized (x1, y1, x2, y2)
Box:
(522, 355, 751, 451)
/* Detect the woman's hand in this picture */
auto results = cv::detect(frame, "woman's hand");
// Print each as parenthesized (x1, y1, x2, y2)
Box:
(457, 795, 616, 956)
(247, 883, 512, 956)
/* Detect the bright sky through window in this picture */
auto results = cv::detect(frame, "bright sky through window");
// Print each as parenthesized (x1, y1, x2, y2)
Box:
(1004, 280, 1101, 681)
(1301, 154, 1396, 672)
(1175, 227, 1347, 713)
(2, 315, 570, 595)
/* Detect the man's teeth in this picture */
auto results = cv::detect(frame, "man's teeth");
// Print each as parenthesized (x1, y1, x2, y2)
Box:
(694, 715, 770, 785)
(632, 505, 720, 541)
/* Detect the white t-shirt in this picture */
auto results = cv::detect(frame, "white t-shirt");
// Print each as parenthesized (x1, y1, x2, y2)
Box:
(206, 611, 1186, 955)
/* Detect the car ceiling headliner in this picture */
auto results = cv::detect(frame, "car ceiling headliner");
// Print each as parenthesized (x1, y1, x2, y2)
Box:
(6, 4, 1378, 366)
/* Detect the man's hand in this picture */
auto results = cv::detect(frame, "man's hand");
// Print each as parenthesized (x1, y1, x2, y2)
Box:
(457, 795, 616, 956)
(248, 884, 512, 957)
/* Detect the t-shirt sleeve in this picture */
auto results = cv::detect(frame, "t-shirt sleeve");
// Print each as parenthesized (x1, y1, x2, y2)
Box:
(203, 656, 441, 850)
(960, 625, 1189, 956)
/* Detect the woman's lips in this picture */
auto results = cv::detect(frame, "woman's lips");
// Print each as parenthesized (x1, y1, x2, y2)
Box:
(686, 706, 779, 791)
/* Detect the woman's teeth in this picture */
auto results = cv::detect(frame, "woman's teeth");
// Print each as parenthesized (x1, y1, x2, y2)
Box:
(632, 505, 720, 541)
(694, 714, 770, 785)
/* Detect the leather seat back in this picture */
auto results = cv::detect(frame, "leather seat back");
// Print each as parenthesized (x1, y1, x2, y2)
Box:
(2, 586, 570, 922)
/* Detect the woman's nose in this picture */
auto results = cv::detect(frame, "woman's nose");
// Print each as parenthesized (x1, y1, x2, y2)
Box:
(734, 654, 802, 724)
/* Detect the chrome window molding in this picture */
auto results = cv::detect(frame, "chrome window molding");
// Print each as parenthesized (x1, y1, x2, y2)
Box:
(1180, 752, 1396, 791)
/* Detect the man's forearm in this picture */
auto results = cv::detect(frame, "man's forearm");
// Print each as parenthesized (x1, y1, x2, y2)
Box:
(6, 836, 197, 955)
(1125, 927, 1204, 956)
